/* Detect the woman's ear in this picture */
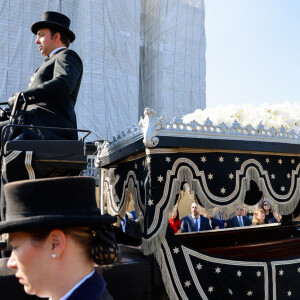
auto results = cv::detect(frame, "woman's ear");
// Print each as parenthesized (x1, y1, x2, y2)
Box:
(48, 229, 66, 257)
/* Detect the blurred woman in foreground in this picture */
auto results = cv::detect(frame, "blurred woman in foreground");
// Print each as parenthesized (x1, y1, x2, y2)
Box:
(1, 177, 117, 300)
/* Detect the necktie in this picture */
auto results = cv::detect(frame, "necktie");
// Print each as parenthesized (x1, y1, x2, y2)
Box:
(194, 218, 199, 231)
(238, 217, 243, 227)
(121, 217, 126, 232)
(218, 211, 223, 221)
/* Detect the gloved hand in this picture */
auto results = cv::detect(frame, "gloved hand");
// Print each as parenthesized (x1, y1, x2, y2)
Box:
(8, 93, 24, 109)
(0, 107, 11, 121)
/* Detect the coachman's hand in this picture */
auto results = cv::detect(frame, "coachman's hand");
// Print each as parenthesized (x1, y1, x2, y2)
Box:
(8, 93, 18, 108)
(0, 107, 11, 122)
(8, 93, 24, 109)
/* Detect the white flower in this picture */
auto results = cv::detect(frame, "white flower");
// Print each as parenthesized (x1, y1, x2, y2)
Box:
(182, 102, 300, 133)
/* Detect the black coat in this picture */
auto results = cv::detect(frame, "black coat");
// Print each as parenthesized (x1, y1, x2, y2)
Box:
(227, 215, 251, 228)
(67, 270, 113, 300)
(22, 49, 83, 140)
(125, 217, 142, 239)
(181, 214, 212, 233)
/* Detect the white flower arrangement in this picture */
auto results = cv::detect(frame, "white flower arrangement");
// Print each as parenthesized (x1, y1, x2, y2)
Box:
(182, 102, 300, 133)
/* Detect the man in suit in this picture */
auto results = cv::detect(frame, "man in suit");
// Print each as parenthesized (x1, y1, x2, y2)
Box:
(181, 202, 212, 233)
(7, 11, 83, 140)
(227, 206, 252, 228)
(120, 212, 142, 239)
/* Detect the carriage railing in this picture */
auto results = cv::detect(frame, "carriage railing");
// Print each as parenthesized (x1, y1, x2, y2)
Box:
(1, 124, 91, 157)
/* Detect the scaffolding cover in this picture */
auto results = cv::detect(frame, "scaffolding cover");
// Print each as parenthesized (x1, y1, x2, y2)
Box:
(0, 0, 205, 142)
(139, 0, 206, 120)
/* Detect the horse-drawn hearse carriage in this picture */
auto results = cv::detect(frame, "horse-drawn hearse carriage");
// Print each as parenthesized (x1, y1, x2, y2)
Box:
(1, 103, 300, 299)
(95, 108, 300, 300)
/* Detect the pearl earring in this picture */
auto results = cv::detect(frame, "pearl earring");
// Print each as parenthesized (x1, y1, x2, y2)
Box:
(51, 254, 57, 259)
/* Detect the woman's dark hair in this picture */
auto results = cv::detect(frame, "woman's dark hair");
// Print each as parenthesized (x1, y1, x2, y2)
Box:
(171, 209, 179, 221)
(261, 200, 273, 212)
(174, 209, 180, 221)
(28, 226, 118, 265)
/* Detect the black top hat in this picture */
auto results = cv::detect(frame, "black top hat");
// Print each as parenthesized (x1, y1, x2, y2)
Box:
(0, 177, 116, 234)
(31, 11, 75, 43)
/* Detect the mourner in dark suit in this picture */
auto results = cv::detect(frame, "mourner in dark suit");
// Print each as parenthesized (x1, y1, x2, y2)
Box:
(181, 202, 212, 233)
(8, 11, 83, 140)
(2, 177, 116, 300)
(121, 212, 142, 239)
(227, 206, 252, 228)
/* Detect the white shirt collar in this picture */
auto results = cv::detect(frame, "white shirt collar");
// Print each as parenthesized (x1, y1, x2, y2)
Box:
(49, 47, 67, 58)
(237, 215, 244, 224)
(121, 216, 127, 232)
(49, 269, 95, 300)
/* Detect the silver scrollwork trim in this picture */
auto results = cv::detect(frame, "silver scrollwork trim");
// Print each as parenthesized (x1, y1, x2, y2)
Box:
(139, 108, 163, 148)
(95, 108, 300, 163)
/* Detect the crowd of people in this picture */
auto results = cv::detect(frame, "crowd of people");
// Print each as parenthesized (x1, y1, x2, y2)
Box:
(168, 198, 281, 234)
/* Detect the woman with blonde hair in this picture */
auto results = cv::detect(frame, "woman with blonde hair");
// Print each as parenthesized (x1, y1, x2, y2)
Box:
(1, 176, 117, 300)
(252, 208, 265, 225)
